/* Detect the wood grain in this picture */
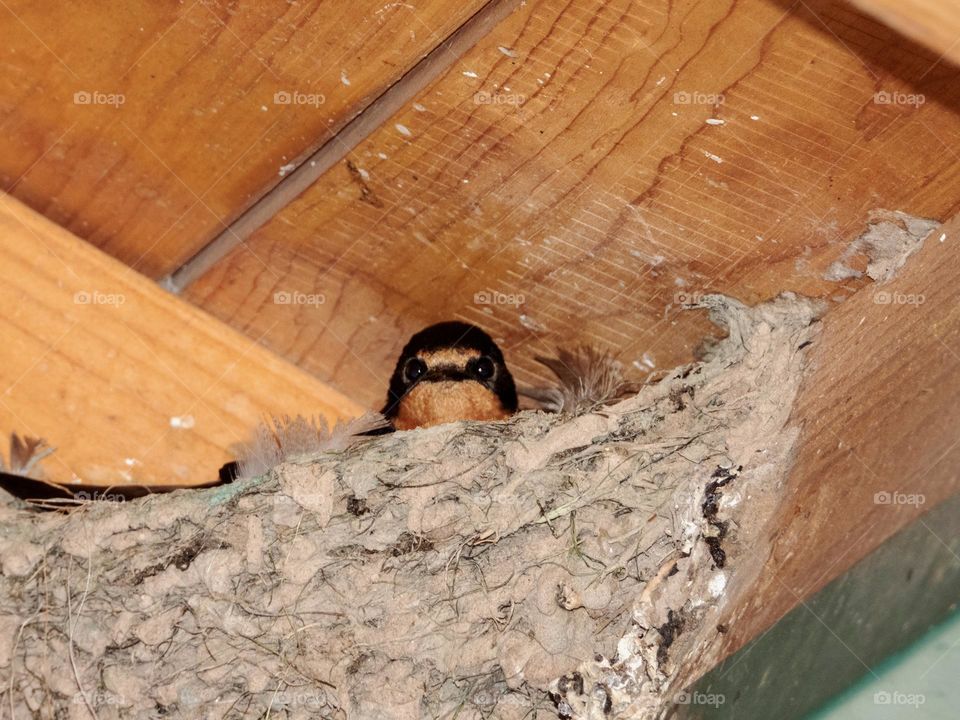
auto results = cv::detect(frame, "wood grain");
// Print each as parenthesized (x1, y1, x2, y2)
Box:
(848, 0, 960, 68)
(185, 0, 960, 411)
(0, 0, 488, 278)
(168, 0, 524, 291)
(0, 193, 362, 488)
(690, 210, 960, 681)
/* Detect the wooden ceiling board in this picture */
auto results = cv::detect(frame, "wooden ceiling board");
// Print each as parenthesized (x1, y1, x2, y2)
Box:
(848, 0, 960, 68)
(185, 0, 960, 410)
(0, 193, 362, 487)
(0, 0, 488, 277)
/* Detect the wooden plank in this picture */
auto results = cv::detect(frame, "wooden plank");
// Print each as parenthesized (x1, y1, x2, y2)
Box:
(0, 0, 488, 278)
(184, 0, 960, 411)
(699, 211, 960, 669)
(847, 0, 960, 67)
(0, 193, 363, 488)
(167, 0, 524, 291)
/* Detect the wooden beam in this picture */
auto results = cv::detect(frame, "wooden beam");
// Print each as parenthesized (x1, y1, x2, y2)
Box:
(183, 0, 960, 411)
(847, 0, 960, 68)
(680, 210, 960, 688)
(0, 193, 363, 488)
(0, 0, 488, 277)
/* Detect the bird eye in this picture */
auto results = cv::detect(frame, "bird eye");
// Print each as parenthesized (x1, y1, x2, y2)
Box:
(403, 357, 427, 384)
(471, 356, 495, 380)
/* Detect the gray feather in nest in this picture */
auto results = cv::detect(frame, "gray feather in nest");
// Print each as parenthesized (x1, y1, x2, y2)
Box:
(520, 345, 640, 414)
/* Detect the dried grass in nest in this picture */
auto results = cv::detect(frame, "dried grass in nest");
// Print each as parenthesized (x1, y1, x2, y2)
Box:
(0, 295, 822, 720)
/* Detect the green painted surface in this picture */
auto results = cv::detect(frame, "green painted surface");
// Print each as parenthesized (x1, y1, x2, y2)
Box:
(674, 494, 960, 720)
(807, 608, 960, 720)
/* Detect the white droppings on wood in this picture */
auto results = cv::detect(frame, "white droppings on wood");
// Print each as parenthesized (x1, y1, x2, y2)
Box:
(395, 123, 412, 137)
(629, 249, 665, 266)
(462, 70, 479, 78)
(169, 415, 195, 429)
(703, 151, 724, 164)
(708, 572, 727, 598)
(705, 118, 725, 126)
(278, 163, 296, 177)
(722, 491, 742, 509)
(519, 314, 546, 332)
(375, 2, 415, 16)
(498, 46, 517, 57)
(340, 70, 351, 86)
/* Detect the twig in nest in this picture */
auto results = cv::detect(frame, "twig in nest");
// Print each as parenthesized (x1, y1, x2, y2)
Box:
(67, 556, 98, 720)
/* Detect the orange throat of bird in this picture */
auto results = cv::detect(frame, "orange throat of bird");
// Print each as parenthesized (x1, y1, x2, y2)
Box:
(392, 380, 511, 431)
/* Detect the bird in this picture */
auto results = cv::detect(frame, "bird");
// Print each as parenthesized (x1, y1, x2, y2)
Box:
(2, 323, 521, 504)
(381, 320, 518, 430)
(216, 321, 517, 481)
(3, 324, 633, 505)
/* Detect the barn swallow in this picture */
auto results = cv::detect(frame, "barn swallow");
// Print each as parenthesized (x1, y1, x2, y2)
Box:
(216, 322, 517, 481)
(382, 321, 518, 430)
(4, 323, 520, 504)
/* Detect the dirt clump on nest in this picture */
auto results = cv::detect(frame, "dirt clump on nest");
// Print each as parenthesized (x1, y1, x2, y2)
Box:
(822, 208, 938, 283)
(0, 294, 822, 719)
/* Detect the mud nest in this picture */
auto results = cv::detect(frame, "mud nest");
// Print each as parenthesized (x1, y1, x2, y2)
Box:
(0, 295, 821, 719)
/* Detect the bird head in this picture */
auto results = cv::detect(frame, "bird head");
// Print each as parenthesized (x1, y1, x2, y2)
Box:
(382, 321, 518, 430)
